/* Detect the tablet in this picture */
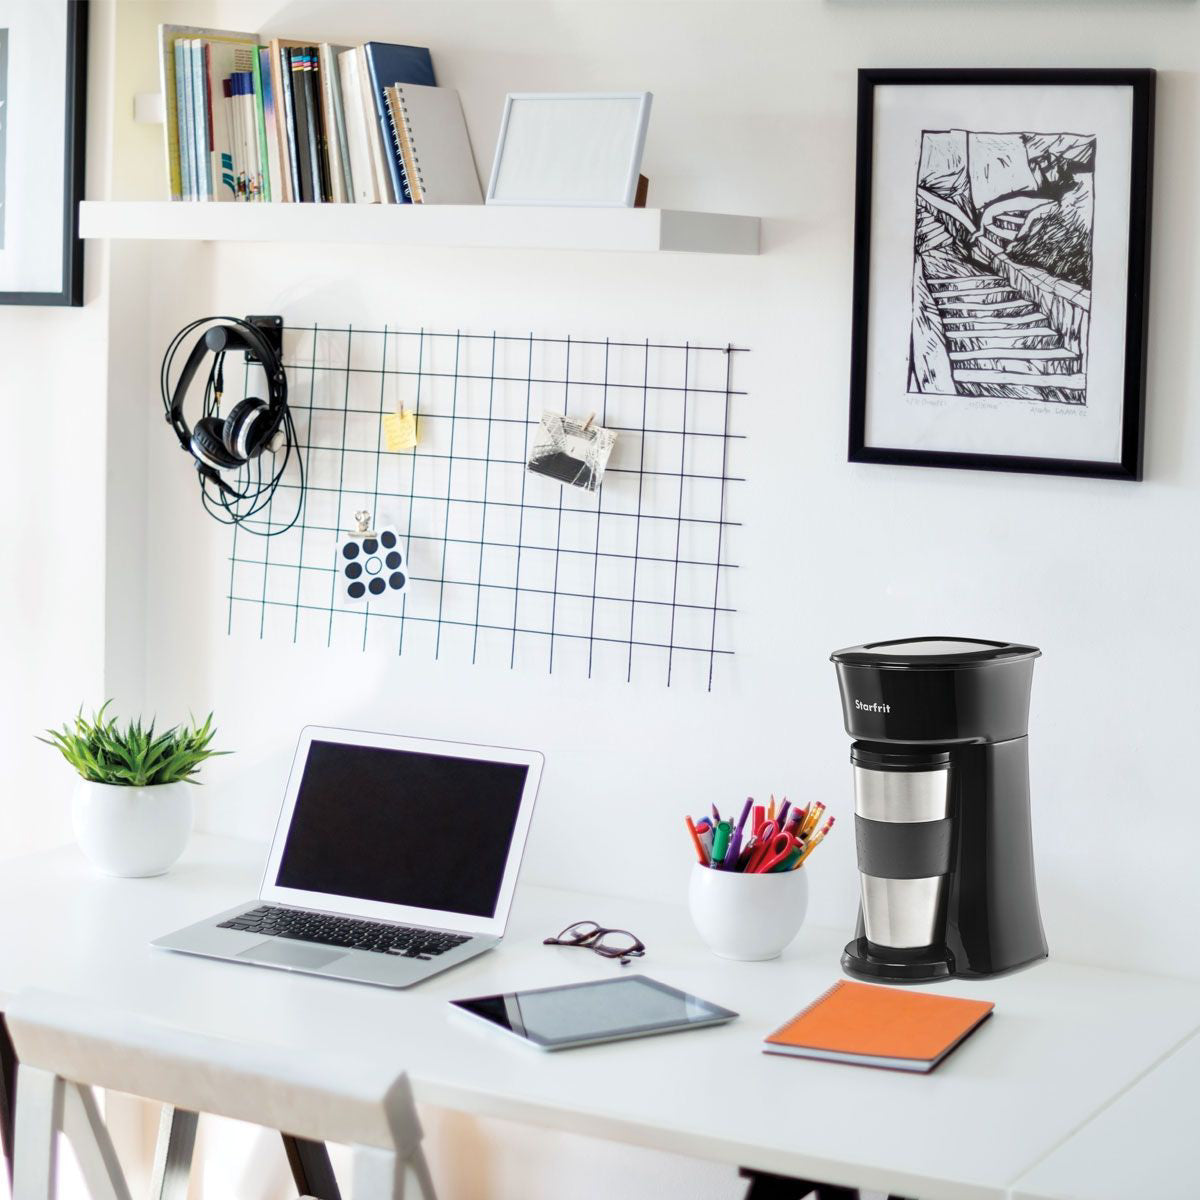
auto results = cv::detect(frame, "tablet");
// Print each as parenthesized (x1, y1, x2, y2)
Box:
(450, 974, 738, 1051)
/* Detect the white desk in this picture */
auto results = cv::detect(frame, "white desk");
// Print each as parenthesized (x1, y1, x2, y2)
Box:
(2, 835, 1199, 1200)
(1010, 1027, 1200, 1200)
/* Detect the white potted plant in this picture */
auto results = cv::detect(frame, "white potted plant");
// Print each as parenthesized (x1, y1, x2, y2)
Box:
(40, 703, 227, 877)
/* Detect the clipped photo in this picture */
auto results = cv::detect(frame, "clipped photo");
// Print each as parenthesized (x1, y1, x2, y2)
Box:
(526, 411, 617, 493)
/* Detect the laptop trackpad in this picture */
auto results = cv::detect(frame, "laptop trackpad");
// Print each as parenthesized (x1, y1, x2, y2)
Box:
(238, 940, 346, 970)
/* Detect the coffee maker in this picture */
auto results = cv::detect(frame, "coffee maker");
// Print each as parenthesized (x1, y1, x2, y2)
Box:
(830, 637, 1048, 983)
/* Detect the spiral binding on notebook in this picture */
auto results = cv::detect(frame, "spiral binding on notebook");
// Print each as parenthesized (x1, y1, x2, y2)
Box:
(385, 86, 425, 203)
(764, 980, 846, 1040)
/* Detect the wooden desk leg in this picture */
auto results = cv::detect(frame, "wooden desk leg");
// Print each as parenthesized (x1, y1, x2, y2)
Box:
(150, 1107, 199, 1200)
(0, 1011, 17, 1187)
(282, 1134, 342, 1200)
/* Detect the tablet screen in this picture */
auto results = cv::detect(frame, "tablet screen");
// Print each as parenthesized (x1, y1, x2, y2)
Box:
(451, 975, 737, 1049)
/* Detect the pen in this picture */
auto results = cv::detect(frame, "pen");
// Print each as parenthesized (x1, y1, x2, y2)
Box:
(698, 826, 714, 860)
(735, 797, 753, 836)
(723, 825, 743, 870)
(752, 804, 765, 834)
(711, 820, 732, 866)
(776, 797, 791, 827)
(685, 816, 707, 865)
(711, 803, 722, 824)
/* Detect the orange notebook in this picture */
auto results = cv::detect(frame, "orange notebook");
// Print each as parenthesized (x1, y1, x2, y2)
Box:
(763, 980, 994, 1073)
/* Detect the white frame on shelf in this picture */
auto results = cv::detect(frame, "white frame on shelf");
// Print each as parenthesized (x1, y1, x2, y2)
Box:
(485, 92, 653, 208)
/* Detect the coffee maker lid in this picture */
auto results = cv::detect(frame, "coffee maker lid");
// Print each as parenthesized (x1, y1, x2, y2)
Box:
(830, 637, 1041, 669)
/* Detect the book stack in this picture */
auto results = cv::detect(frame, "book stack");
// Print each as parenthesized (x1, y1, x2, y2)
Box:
(158, 26, 482, 206)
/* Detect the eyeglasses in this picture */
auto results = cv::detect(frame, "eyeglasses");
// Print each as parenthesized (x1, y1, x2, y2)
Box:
(543, 920, 647, 966)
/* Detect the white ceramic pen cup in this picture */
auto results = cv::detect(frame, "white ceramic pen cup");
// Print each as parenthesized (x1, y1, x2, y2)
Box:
(688, 861, 809, 961)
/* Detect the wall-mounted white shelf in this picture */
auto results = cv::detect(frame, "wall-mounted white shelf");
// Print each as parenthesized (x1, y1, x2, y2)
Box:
(79, 200, 760, 256)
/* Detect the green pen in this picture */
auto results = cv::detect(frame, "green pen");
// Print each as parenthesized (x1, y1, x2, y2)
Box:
(711, 820, 732, 865)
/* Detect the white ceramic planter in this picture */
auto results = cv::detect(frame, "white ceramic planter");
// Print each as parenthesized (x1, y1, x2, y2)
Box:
(688, 861, 809, 961)
(71, 780, 194, 878)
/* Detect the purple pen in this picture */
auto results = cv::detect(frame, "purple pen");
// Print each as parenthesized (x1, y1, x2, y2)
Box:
(711, 803, 721, 823)
(735, 797, 753, 836)
(723, 826, 743, 870)
(777, 799, 791, 827)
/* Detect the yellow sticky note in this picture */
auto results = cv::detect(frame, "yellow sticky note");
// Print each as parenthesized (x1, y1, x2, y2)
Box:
(383, 411, 418, 451)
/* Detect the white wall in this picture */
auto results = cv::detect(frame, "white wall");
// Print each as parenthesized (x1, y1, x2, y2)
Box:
(0, 2, 117, 858)
(134, 0, 1200, 974)
(6, 2, 1200, 1198)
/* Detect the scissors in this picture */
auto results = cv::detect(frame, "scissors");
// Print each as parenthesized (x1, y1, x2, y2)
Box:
(746, 822, 798, 873)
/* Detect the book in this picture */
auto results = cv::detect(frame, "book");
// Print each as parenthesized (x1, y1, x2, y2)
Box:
(318, 44, 353, 203)
(251, 47, 272, 201)
(297, 48, 327, 202)
(194, 42, 212, 199)
(158, 26, 262, 201)
(337, 48, 379, 203)
(170, 38, 191, 200)
(268, 38, 314, 203)
(762, 980, 994, 1074)
(383, 84, 481, 205)
(259, 48, 281, 203)
(355, 45, 394, 203)
(361, 42, 436, 204)
(204, 38, 259, 200)
(288, 49, 314, 202)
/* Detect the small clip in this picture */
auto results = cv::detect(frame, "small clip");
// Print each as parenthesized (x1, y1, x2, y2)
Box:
(353, 510, 375, 536)
(582, 412, 596, 433)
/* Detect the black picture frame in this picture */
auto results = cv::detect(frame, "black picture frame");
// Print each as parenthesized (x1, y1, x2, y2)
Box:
(0, 0, 87, 307)
(848, 68, 1155, 481)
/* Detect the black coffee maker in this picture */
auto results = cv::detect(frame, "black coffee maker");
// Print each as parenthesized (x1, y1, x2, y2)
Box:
(830, 637, 1048, 983)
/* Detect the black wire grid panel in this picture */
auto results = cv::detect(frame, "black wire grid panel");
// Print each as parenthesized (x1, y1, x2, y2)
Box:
(226, 324, 745, 690)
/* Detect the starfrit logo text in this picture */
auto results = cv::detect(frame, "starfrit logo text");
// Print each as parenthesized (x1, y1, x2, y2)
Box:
(855, 699, 891, 713)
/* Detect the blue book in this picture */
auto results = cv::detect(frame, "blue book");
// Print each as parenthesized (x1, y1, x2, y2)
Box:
(362, 42, 435, 203)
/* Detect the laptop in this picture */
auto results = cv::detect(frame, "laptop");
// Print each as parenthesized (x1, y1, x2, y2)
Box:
(154, 726, 544, 988)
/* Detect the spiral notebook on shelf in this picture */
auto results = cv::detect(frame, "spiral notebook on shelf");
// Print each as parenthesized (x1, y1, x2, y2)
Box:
(763, 980, 994, 1073)
(383, 83, 482, 205)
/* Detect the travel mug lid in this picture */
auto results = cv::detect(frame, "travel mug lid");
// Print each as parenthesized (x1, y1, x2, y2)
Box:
(831, 637, 1041, 670)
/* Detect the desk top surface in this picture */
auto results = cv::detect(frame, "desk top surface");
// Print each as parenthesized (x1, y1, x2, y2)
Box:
(1010, 1025, 1200, 1200)
(2, 835, 1198, 1200)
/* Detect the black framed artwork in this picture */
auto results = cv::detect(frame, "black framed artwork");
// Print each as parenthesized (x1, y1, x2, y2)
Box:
(848, 69, 1154, 480)
(0, 0, 87, 306)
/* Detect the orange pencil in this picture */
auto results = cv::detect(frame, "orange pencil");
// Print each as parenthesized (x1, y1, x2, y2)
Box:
(685, 815, 708, 865)
(768, 795, 776, 822)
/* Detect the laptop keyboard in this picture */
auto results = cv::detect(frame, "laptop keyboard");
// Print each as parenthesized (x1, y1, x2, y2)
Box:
(218, 905, 472, 959)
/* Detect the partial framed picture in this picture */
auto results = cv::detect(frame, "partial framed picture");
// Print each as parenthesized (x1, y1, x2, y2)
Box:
(849, 69, 1154, 480)
(0, 0, 87, 306)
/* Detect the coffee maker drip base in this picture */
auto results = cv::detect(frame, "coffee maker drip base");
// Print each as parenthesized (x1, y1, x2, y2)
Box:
(842, 937, 954, 984)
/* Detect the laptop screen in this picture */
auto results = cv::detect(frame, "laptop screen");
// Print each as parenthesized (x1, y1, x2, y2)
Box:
(274, 740, 530, 919)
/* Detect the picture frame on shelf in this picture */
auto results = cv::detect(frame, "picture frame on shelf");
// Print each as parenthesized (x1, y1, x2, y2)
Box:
(0, 0, 87, 306)
(486, 92, 652, 207)
(848, 68, 1154, 481)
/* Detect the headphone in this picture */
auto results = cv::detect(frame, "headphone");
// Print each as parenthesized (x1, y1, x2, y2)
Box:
(161, 316, 303, 535)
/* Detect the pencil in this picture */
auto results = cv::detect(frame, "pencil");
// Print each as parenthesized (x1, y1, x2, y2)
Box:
(794, 829, 827, 866)
(801, 801, 825, 839)
(685, 816, 707, 865)
(768, 795, 776, 822)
